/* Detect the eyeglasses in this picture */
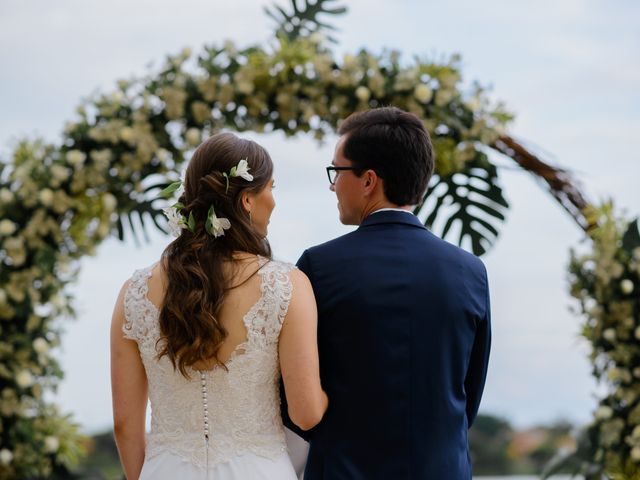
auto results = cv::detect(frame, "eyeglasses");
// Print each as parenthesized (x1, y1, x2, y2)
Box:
(326, 166, 360, 185)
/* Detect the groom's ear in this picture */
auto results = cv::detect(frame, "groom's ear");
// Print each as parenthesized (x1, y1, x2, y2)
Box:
(362, 170, 378, 194)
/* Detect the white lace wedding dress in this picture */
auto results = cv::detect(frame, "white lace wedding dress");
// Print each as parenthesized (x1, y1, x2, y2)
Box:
(122, 256, 298, 479)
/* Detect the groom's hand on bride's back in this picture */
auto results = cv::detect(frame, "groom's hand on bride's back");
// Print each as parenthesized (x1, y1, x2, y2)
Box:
(279, 268, 328, 431)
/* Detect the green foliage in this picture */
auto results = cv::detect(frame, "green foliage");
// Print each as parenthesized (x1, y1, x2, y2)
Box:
(568, 203, 640, 476)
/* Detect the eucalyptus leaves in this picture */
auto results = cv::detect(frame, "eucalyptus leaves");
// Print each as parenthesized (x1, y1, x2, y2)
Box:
(159, 159, 252, 238)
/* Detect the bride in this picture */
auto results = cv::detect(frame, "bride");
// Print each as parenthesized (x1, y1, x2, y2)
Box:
(110, 132, 328, 479)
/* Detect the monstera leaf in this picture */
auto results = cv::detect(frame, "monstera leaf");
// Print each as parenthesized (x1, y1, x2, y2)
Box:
(415, 157, 509, 256)
(621, 218, 640, 255)
(114, 181, 171, 245)
(264, 0, 347, 43)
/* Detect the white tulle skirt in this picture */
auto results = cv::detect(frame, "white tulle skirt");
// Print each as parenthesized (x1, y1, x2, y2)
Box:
(139, 451, 298, 480)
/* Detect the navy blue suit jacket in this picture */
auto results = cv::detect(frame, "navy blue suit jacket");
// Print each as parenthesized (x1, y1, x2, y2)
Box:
(284, 210, 491, 479)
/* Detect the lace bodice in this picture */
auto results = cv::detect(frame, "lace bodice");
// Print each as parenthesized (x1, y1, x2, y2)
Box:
(122, 257, 295, 468)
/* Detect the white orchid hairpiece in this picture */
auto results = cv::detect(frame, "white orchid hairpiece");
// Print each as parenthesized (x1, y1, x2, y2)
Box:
(205, 206, 231, 238)
(162, 199, 196, 237)
(162, 205, 187, 237)
(223, 158, 253, 192)
(158, 159, 244, 238)
(158, 181, 191, 237)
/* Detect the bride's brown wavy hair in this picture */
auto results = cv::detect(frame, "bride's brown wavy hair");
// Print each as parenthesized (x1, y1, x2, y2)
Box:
(157, 132, 273, 377)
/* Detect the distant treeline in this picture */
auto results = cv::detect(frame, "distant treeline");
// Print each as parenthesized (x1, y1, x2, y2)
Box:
(73, 414, 576, 478)
(470, 414, 576, 475)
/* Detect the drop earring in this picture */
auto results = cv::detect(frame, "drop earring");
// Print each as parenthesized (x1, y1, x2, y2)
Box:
(249, 211, 253, 224)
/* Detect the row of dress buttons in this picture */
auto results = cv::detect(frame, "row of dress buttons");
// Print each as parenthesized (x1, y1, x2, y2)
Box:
(200, 372, 209, 438)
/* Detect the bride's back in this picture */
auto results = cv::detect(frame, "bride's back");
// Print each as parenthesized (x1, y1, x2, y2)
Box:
(123, 255, 294, 469)
(146, 255, 265, 370)
(111, 132, 324, 479)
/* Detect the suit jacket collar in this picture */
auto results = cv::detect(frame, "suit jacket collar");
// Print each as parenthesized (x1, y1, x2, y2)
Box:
(358, 210, 426, 230)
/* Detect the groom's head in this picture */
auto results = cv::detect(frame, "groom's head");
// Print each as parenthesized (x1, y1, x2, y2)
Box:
(330, 107, 434, 225)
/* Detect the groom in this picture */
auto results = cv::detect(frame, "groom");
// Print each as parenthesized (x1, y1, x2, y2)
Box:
(286, 106, 491, 479)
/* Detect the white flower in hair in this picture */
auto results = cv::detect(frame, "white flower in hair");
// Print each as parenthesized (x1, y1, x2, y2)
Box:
(223, 158, 253, 192)
(205, 206, 231, 238)
(231, 158, 254, 182)
(162, 205, 187, 237)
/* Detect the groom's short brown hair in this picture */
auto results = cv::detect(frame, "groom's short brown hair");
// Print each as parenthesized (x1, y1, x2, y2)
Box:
(338, 107, 434, 206)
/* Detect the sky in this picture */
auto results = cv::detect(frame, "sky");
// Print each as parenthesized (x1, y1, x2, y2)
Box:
(1, 0, 638, 433)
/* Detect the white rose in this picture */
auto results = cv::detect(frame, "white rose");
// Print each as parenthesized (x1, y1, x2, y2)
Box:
(414, 84, 433, 103)
(355, 86, 371, 102)
(120, 126, 134, 143)
(185, 128, 201, 146)
(102, 193, 117, 212)
(435, 89, 455, 106)
(603, 328, 616, 342)
(90, 149, 113, 165)
(0, 449, 12, 465)
(50, 164, 70, 182)
(632, 445, 640, 462)
(342, 54, 357, 69)
(15, 370, 34, 388)
(33, 338, 49, 354)
(66, 150, 86, 166)
(39, 188, 54, 207)
(57, 259, 71, 275)
(275, 92, 291, 106)
(97, 222, 110, 237)
(309, 32, 325, 44)
(44, 436, 60, 453)
(38, 353, 49, 366)
(595, 405, 613, 420)
(439, 71, 459, 88)
(608, 367, 631, 383)
(465, 97, 481, 112)
(223, 40, 237, 56)
(589, 305, 603, 319)
(51, 294, 66, 309)
(156, 148, 171, 163)
(3, 237, 26, 266)
(110, 91, 125, 104)
(620, 279, 634, 295)
(63, 121, 78, 135)
(0, 188, 12, 203)
(0, 219, 17, 236)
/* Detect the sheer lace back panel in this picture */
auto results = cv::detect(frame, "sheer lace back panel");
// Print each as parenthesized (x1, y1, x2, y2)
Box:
(122, 257, 295, 468)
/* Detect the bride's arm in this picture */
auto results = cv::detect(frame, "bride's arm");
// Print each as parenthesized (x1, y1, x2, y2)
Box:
(279, 269, 328, 431)
(110, 280, 148, 479)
